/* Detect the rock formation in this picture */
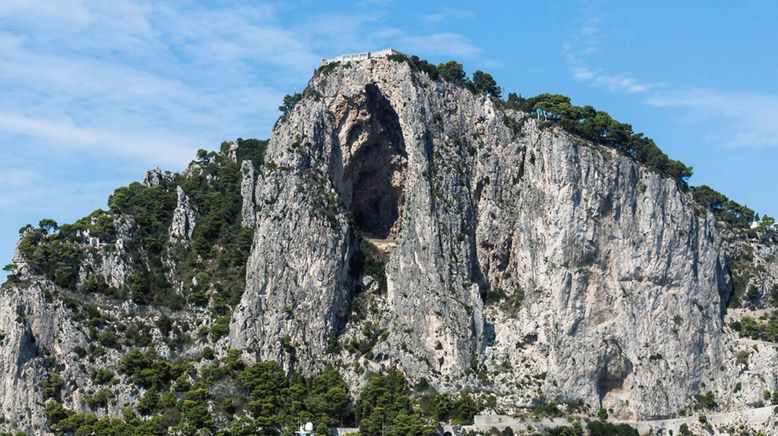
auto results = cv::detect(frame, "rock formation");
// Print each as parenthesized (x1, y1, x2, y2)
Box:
(1, 55, 776, 433)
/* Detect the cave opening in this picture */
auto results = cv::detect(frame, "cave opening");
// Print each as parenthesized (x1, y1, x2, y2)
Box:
(343, 83, 407, 240)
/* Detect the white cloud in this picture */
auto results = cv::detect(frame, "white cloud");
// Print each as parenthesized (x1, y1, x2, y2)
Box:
(0, 113, 195, 166)
(0, 0, 487, 171)
(570, 64, 659, 94)
(395, 32, 482, 58)
(645, 89, 778, 148)
(421, 8, 475, 24)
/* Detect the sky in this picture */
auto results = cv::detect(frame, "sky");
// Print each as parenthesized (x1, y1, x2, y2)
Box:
(1, 0, 777, 277)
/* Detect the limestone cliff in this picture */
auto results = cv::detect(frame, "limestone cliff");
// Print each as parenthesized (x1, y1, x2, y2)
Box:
(1, 55, 776, 433)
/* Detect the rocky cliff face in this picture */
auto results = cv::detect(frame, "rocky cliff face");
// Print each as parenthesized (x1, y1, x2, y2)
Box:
(1, 56, 776, 433)
(228, 58, 755, 420)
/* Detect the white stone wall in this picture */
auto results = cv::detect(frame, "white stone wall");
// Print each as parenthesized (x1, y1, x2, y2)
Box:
(321, 48, 399, 65)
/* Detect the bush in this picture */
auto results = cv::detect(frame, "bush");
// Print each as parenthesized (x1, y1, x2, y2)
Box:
(118, 348, 180, 388)
(43, 374, 64, 400)
(210, 315, 231, 341)
(735, 313, 778, 342)
(90, 368, 115, 385)
(587, 420, 638, 436)
(86, 388, 115, 409)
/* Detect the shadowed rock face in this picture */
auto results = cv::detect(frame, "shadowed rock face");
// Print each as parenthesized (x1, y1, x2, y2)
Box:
(339, 83, 406, 239)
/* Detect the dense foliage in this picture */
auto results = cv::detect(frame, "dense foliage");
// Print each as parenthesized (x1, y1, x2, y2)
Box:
(46, 349, 352, 435)
(16, 139, 266, 314)
(43, 350, 487, 435)
(586, 420, 640, 436)
(505, 93, 693, 187)
(355, 371, 436, 435)
(692, 185, 756, 228)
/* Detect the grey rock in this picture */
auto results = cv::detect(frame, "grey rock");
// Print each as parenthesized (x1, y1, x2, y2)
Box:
(143, 167, 173, 187)
(231, 58, 774, 419)
(240, 160, 256, 228)
(170, 186, 197, 241)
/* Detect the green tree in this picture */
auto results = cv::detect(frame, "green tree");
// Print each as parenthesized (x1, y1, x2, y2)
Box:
(279, 93, 302, 116)
(437, 61, 467, 84)
(356, 370, 435, 435)
(136, 388, 159, 416)
(38, 218, 59, 234)
(238, 361, 288, 426)
(306, 366, 350, 426)
(472, 71, 501, 98)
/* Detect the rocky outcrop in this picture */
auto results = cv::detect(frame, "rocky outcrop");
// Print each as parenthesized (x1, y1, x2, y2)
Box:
(230, 164, 356, 371)
(240, 161, 256, 228)
(78, 216, 133, 288)
(169, 186, 197, 241)
(230, 57, 773, 419)
(143, 167, 173, 187)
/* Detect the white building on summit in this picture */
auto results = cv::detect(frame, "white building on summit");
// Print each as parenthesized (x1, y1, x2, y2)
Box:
(321, 48, 400, 66)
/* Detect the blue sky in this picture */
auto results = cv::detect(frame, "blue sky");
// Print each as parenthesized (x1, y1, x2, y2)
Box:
(2, 0, 777, 276)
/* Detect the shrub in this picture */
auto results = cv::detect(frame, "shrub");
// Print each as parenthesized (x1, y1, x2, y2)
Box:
(210, 315, 231, 341)
(43, 374, 64, 400)
(587, 420, 638, 436)
(90, 368, 115, 385)
(86, 388, 115, 409)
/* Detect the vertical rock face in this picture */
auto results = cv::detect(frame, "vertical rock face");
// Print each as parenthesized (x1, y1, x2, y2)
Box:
(169, 186, 197, 241)
(476, 129, 731, 418)
(230, 58, 749, 419)
(229, 166, 356, 371)
(0, 278, 89, 432)
(240, 160, 256, 228)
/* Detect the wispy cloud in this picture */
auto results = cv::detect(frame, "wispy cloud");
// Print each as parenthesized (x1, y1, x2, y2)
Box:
(394, 32, 482, 58)
(421, 8, 475, 24)
(0, 113, 196, 166)
(568, 62, 660, 94)
(563, 4, 778, 149)
(645, 89, 778, 148)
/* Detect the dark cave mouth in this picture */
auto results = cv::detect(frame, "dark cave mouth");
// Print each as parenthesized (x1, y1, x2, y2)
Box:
(351, 169, 402, 239)
(345, 83, 407, 240)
